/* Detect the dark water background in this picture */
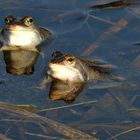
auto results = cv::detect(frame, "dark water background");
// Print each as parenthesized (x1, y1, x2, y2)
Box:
(0, 0, 140, 139)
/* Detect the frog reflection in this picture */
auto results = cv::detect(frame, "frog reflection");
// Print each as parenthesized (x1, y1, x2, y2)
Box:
(40, 51, 114, 102)
(0, 15, 51, 75)
(49, 80, 85, 103)
(3, 49, 40, 75)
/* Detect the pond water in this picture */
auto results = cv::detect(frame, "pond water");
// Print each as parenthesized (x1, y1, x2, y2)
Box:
(0, 0, 140, 140)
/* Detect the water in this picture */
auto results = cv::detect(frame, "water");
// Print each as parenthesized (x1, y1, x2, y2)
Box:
(0, 0, 140, 139)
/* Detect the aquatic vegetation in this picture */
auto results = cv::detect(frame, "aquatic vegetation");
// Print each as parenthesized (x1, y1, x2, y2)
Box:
(0, 102, 98, 140)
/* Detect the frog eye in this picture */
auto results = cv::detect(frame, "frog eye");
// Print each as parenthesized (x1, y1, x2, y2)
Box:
(66, 57, 75, 64)
(28, 18, 33, 24)
(68, 58, 74, 62)
(4, 15, 15, 25)
(24, 17, 34, 26)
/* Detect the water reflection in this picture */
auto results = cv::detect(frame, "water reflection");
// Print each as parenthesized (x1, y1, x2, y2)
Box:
(3, 48, 40, 75)
(49, 79, 85, 103)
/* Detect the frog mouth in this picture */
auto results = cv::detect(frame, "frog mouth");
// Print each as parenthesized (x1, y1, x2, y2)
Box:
(8, 24, 32, 32)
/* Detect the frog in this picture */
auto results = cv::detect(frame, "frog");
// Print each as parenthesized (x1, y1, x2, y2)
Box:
(0, 15, 51, 49)
(39, 51, 117, 102)
(0, 15, 52, 75)
(47, 51, 113, 82)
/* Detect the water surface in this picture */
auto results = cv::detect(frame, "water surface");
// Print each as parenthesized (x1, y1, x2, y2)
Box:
(0, 0, 140, 140)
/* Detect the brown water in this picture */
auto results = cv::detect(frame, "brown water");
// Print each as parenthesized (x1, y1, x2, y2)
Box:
(0, 0, 140, 139)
